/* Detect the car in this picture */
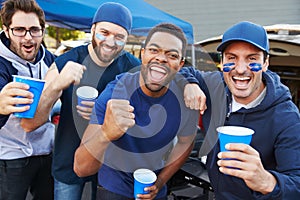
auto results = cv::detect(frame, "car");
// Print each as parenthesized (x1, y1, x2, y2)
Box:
(54, 40, 90, 56)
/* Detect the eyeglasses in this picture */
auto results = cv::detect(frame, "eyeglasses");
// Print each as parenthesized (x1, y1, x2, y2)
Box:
(10, 27, 44, 37)
(144, 47, 182, 61)
(222, 62, 262, 72)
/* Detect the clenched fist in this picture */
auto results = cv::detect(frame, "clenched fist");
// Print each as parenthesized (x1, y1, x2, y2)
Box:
(53, 61, 86, 91)
(102, 99, 135, 141)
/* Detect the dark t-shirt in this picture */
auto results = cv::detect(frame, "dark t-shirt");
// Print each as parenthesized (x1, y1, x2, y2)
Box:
(52, 45, 141, 184)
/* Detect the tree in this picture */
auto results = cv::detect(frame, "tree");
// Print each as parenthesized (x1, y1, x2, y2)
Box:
(46, 26, 86, 47)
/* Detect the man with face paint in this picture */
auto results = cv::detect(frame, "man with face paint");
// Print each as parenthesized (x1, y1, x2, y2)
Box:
(21, 2, 141, 200)
(183, 21, 300, 199)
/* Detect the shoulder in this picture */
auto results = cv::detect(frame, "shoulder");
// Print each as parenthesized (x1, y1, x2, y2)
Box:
(263, 70, 292, 104)
(0, 57, 17, 85)
(116, 50, 141, 67)
(100, 72, 139, 99)
(55, 45, 88, 70)
(43, 49, 56, 67)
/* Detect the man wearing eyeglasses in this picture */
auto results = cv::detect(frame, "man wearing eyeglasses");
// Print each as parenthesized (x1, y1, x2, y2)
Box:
(0, 0, 56, 199)
(20, 2, 142, 200)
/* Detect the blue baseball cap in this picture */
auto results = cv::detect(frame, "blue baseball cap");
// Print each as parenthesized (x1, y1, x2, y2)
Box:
(92, 2, 132, 34)
(217, 21, 269, 53)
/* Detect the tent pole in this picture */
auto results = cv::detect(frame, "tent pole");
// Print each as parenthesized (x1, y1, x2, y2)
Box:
(191, 44, 195, 67)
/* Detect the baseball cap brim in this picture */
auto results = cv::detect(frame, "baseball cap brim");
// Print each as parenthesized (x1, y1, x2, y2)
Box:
(217, 38, 268, 52)
(216, 21, 269, 53)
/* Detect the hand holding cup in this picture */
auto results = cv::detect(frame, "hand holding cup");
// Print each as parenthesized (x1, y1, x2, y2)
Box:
(0, 81, 33, 115)
(216, 126, 277, 194)
(217, 126, 254, 170)
(76, 86, 98, 120)
(12, 75, 45, 118)
(134, 168, 157, 199)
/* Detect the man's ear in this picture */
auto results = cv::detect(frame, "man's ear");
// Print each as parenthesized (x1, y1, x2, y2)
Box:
(219, 56, 224, 71)
(90, 24, 95, 33)
(262, 55, 269, 72)
(179, 57, 185, 67)
(140, 48, 145, 58)
(140, 48, 146, 65)
(2, 25, 9, 38)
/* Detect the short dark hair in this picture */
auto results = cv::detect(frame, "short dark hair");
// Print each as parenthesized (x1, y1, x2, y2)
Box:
(1, 0, 46, 29)
(144, 23, 187, 57)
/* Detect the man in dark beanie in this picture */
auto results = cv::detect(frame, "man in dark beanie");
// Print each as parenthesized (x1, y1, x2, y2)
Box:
(22, 2, 141, 200)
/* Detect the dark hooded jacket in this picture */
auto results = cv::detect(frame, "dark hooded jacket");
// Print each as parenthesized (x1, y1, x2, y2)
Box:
(182, 67, 300, 200)
(0, 31, 56, 159)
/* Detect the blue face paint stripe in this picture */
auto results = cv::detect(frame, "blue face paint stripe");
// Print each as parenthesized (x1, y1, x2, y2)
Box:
(222, 62, 235, 72)
(222, 62, 262, 72)
(96, 33, 125, 46)
(249, 63, 262, 72)
(96, 33, 106, 41)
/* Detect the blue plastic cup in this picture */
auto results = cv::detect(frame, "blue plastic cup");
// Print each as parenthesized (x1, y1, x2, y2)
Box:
(133, 168, 157, 198)
(217, 126, 254, 152)
(76, 86, 98, 107)
(13, 75, 45, 118)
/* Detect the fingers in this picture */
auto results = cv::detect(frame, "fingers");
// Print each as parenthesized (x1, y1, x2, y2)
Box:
(185, 95, 207, 113)
(217, 144, 260, 173)
(70, 62, 85, 85)
(198, 95, 207, 115)
(0, 82, 34, 115)
(6, 81, 30, 90)
(11, 96, 34, 105)
(80, 101, 95, 107)
(108, 99, 135, 114)
(3, 105, 31, 114)
(3, 82, 33, 98)
(76, 103, 94, 120)
(183, 83, 207, 114)
(136, 185, 158, 199)
(56, 61, 86, 89)
(111, 101, 135, 131)
(102, 99, 135, 140)
(223, 143, 259, 156)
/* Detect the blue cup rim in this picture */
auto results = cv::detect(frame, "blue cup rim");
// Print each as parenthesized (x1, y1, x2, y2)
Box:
(76, 86, 98, 100)
(133, 168, 157, 184)
(217, 126, 254, 136)
(12, 75, 45, 83)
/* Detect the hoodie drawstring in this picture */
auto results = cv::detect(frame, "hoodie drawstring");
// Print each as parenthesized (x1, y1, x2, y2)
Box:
(27, 63, 41, 79)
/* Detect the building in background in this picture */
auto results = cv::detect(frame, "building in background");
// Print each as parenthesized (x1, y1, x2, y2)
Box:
(145, 0, 300, 42)
(145, 0, 300, 110)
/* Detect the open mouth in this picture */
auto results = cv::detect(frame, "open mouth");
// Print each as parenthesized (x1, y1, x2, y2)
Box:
(232, 76, 251, 89)
(149, 65, 168, 83)
(23, 44, 34, 53)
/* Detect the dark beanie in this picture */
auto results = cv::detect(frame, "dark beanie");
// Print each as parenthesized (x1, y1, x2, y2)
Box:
(92, 2, 132, 34)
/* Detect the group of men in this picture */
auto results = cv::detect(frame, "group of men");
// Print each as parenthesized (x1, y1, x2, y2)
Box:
(0, 0, 299, 200)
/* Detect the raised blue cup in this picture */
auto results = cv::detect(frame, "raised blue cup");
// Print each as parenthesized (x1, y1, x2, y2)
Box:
(13, 75, 45, 118)
(217, 126, 254, 152)
(133, 168, 157, 198)
(76, 86, 98, 107)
